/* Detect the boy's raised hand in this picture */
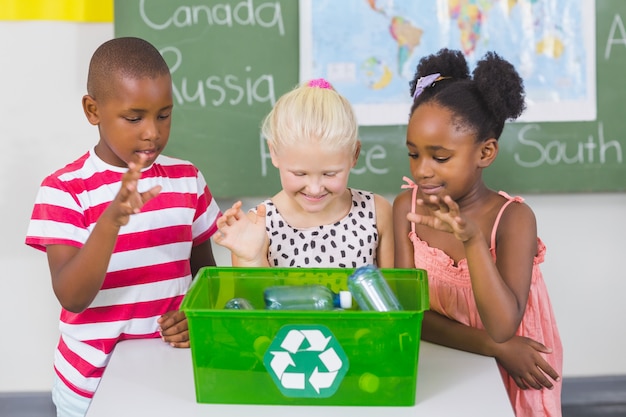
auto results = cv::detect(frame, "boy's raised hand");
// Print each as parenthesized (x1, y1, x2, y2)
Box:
(213, 201, 269, 266)
(107, 154, 162, 227)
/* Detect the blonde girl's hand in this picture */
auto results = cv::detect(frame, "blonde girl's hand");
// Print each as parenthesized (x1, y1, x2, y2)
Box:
(493, 336, 560, 390)
(213, 201, 269, 266)
(106, 154, 162, 227)
(407, 194, 478, 242)
(157, 310, 190, 348)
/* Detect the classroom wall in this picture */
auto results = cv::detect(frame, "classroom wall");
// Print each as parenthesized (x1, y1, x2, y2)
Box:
(1, 21, 624, 393)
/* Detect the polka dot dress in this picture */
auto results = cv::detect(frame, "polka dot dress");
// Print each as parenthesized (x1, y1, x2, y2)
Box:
(263, 189, 378, 268)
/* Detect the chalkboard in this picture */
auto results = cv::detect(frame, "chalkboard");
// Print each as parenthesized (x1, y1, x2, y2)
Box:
(114, 0, 626, 197)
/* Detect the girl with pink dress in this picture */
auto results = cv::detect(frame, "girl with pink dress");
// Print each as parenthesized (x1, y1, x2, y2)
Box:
(394, 48, 563, 417)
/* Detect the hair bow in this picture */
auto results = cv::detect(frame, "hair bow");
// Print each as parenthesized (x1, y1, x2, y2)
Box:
(413, 73, 442, 99)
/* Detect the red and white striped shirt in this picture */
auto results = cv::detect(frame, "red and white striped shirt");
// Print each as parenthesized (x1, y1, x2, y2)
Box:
(25, 149, 221, 398)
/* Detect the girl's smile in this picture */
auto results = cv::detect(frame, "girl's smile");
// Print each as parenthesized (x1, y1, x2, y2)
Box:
(302, 191, 329, 202)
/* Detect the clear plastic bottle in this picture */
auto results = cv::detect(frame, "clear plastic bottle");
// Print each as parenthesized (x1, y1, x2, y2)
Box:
(347, 265, 402, 311)
(224, 297, 255, 310)
(263, 285, 352, 311)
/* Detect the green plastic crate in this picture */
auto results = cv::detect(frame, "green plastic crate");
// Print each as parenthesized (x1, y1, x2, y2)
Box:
(181, 267, 429, 406)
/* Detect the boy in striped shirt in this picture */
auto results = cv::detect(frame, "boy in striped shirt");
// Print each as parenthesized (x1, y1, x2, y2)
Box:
(25, 37, 221, 417)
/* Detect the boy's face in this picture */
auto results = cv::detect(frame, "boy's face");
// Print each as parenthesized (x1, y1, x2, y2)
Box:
(83, 73, 173, 168)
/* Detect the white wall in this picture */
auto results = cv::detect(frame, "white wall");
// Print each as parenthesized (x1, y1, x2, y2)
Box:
(0, 21, 624, 392)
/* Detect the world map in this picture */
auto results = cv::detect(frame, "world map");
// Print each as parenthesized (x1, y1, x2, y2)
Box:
(301, 0, 595, 125)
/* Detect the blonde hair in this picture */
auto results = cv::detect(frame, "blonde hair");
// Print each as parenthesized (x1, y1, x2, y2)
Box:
(261, 80, 358, 154)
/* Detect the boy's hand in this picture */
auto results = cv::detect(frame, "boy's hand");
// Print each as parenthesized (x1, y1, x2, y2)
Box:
(493, 335, 560, 390)
(106, 154, 162, 227)
(157, 310, 190, 348)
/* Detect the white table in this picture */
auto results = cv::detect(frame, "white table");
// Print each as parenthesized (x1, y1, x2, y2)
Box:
(86, 338, 514, 416)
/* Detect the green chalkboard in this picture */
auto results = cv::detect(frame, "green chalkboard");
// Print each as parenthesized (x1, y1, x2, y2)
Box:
(114, 0, 626, 197)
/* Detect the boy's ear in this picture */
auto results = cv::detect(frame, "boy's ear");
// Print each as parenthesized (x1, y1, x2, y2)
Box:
(352, 140, 362, 168)
(82, 95, 100, 126)
(478, 138, 498, 168)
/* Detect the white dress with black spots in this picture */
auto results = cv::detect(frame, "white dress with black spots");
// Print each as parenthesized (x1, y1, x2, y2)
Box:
(262, 189, 378, 268)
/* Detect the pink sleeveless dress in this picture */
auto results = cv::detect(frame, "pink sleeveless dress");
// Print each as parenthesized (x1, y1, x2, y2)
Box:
(402, 177, 562, 417)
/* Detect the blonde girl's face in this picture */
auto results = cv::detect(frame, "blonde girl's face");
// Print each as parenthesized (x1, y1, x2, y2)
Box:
(270, 141, 358, 214)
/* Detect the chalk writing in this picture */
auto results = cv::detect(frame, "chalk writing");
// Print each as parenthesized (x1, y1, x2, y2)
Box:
(140, 0, 285, 35)
(514, 122, 623, 168)
(352, 145, 389, 175)
(259, 135, 390, 176)
(162, 46, 276, 107)
(260, 132, 271, 177)
(605, 13, 626, 59)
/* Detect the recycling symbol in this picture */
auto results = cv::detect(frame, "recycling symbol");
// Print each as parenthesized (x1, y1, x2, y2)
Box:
(263, 324, 349, 398)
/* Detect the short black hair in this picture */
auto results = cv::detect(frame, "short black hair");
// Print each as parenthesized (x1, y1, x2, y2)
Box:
(409, 48, 525, 142)
(86, 37, 170, 100)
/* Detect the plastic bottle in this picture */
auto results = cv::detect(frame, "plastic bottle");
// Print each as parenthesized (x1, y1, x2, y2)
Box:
(224, 297, 255, 310)
(347, 265, 402, 311)
(263, 285, 352, 311)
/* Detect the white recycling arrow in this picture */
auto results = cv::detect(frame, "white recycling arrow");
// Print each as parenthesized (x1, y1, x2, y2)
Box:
(301, 329, 331, 351)
(268, 351, 295, 378)
(308, 347, 343, 393)
(319, 347, 342, 372)
(269, 350, 306, 389)
(282, 371, 305, 389)
(280, 330, 306, 354)
(309, 367, 338, 393)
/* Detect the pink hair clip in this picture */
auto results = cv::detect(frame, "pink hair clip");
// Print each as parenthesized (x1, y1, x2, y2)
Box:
(307, 78, 333, 89)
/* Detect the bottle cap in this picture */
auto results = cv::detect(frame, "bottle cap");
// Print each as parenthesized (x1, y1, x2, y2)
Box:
(339, 291, 352, 309)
